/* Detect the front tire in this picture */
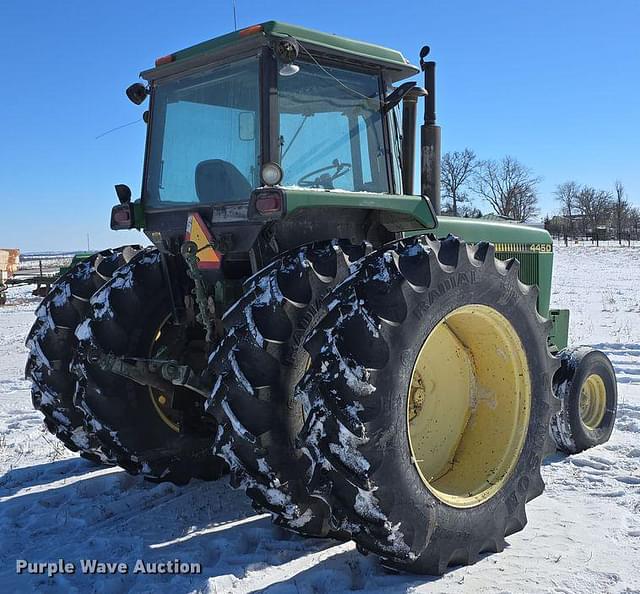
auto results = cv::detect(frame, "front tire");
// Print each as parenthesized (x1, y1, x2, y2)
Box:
(297, 235, 559, 574)
(550, 346, 617, 454)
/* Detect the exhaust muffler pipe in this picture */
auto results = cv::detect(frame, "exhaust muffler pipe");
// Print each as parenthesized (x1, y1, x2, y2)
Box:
(420, 49, 441, 215)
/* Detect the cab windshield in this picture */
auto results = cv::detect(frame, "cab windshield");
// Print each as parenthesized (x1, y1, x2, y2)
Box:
(278, 63, 389, 192)
(145, 56, 260, 206)
(144, 55, 392, 206)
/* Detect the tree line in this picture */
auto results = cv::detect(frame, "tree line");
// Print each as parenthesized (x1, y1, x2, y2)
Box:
(549, 180, 639, 244)
(440, 150, 540, 222)
(440, 149, 636, 243)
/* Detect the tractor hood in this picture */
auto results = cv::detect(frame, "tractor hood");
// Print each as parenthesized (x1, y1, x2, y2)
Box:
(433, 216, 552, 246)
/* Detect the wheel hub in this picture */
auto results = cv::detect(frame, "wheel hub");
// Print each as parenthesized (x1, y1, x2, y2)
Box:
(149, 316, 208, 432)
(407, 304, 532, 508)
(578, 373, 607, 430)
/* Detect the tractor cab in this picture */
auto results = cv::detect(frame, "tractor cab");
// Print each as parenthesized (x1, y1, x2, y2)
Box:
(112, 22, 438, 262)
(140, 22, 418, 201)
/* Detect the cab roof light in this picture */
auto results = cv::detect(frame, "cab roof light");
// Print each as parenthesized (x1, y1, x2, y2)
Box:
(239, 24, 263, 37)
(155, 54, 175, 67)
(154, 24, 261, 68)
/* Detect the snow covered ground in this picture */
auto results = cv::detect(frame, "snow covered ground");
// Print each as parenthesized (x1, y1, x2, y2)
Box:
(1, 242, 639, 593)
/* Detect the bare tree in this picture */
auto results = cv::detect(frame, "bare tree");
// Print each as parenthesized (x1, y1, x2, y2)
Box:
(474, 156, 540, 222)
(629, 206, 640, 240)
(554, 181, 580, 238)
(614, 180, 628, 245)
(575, 186, 613, 244)
(511, 183, 540, 222)
(441, 149, 477, 216)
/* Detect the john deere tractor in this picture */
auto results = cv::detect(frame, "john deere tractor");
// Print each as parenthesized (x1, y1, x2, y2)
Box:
(25, 22, 618, 574)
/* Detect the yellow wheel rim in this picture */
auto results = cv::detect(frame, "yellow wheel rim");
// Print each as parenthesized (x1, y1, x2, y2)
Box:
(407, 304, 532, 508)
(149, 315, 180, 433)
(579, 374, 607, 430)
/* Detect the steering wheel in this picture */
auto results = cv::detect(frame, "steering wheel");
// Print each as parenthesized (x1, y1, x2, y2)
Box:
(297, 159, 352, 189)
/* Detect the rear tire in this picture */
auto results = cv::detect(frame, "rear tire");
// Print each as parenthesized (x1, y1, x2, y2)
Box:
(205, 240, 368, 534)
(25, 247, 139, 462)
(297, 235, 559, 574)
(73, 247, 226, 484)
(550, 346, 617, 454)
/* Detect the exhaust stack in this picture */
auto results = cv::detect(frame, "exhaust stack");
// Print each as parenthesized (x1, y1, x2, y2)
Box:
(420, 48, 441, 215)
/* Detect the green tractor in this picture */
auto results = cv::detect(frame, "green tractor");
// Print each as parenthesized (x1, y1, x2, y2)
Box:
(25, 22, 618, 574)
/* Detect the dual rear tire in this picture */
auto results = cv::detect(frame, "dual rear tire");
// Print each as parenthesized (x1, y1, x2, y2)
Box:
(208, 235, 561, 574)
(25, 247, 226, 484)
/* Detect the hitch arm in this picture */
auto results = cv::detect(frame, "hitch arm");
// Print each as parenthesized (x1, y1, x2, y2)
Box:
(86, 348, 211, 400)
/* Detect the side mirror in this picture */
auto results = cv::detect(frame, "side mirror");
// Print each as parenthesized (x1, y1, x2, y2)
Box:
(419, 45, 431, 69)
(126, 83, 148, 105)
(383, 81, 417, 113)
(115, 184, 132, 204)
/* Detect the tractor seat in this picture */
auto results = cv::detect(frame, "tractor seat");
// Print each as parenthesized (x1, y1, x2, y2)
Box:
(195, 159, 252, 203)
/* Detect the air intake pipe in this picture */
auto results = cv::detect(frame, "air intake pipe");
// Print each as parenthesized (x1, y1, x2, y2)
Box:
(420, 47, 441, 215)
(401, 89, 419, 194)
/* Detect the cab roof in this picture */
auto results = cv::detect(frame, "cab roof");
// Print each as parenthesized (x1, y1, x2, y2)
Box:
(141, 21, 420, 82)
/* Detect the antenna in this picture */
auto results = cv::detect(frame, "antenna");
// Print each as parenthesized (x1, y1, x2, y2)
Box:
(232, 0, 238, 30)
(95, 118, 141, 140)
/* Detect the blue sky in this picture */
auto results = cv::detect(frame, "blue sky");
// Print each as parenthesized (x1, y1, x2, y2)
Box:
(1, 0, 638, 251)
